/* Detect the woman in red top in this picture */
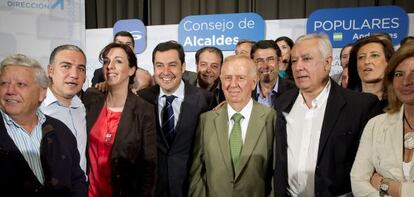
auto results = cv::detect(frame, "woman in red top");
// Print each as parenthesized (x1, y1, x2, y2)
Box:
(84, 42, 157, 197)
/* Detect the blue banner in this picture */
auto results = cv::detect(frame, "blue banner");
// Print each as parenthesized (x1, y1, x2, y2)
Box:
(307, 6, 408, 48)
(113, 19, 146, 54)
(178, 13, 265, 52)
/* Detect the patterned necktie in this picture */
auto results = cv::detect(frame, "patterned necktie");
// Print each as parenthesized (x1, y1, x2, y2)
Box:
(229, 113, 243, 168)
(162, 95, 176, 146)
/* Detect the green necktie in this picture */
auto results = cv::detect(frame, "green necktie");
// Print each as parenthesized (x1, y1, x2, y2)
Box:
(230, 113, 243, 168)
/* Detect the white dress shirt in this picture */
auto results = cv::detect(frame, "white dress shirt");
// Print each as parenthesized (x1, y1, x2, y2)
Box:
(285, 81, 331, 197)
(40, 88, 87, 174)
(227, 99, 253, 143)
(158, 80, 185, 128)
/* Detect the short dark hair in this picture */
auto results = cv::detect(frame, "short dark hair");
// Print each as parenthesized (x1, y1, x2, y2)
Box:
(195, 46, 223, 65)
(99, 42, 137, 84)
(275, 36, 294, 49)
(371, 32, 392, 43)
(347, 36, 395, 92)
(250, 40, 281, 59)
(400, 36, 414, 46)
(152, 40, 185, 64)
(113, 31, 135, 47)
(49, 44, 86, 65)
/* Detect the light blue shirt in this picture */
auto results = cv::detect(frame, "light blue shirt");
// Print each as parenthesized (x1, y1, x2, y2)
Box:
(1, 109, 46, 184)
(158, 80, 185, 128)
(256, 80, 279, 107)
(40, 88, 87, 173)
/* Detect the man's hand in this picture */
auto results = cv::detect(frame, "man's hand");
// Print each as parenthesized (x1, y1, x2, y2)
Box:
(94, 81, 108, 92)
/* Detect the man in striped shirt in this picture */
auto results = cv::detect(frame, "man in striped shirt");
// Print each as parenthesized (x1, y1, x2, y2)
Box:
(0, 54, 87, 196)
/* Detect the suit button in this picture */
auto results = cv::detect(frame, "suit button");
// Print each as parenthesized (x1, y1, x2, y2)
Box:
(116, 174, 121, 179)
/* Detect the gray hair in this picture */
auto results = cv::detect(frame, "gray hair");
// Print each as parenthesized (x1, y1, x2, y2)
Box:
(296, 33, 332, 59)
(0, 54, 49, 89)
(49, 44, 86, 65)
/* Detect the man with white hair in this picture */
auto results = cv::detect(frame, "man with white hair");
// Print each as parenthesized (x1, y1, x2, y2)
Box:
(0, 54, 86, 196)
(273, 34, 379, 197)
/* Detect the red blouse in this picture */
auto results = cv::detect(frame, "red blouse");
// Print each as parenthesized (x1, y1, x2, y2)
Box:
(88, 106, 122, 197)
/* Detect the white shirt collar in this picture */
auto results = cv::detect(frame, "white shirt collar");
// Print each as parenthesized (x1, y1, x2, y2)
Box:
(159, 80, 185, 100)
(298, 80, 331, 109)
(42, 88, 82, 108)
(227, 98, 253, 121)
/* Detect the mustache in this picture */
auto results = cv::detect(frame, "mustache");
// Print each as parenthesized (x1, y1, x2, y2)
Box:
(258, 67, 275, 74)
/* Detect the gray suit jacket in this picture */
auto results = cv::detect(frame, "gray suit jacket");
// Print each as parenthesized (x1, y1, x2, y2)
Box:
(189, 101, 276, 197)
(351, 106, 414, 197)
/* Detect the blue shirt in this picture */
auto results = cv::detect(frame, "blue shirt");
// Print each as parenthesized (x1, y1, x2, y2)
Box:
(40, 88, 87, 173)
(1, 109, 46, 184)
(255, 80, 279, 107)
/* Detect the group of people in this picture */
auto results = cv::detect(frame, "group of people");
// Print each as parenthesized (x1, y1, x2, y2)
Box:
(0, 30, 413, 197)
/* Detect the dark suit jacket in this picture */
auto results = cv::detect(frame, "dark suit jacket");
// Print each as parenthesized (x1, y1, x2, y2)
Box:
(138, 83, 214, 197)
(91, 68, 104, 87)
(0, 114, 87, 197)
(273, 79, 379, 197)
(252, 78, 296, 107)
(83, 88, 157, 197)
(183, 71, 225, 107)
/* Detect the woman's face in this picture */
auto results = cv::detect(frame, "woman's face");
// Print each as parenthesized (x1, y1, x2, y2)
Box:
(393, 57, 414, 105)
(357, 42, 388, 84)
(276, 40, 291, 64)
(103, 47, 136, 88)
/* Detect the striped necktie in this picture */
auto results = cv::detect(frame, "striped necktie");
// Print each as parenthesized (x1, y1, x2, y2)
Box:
(162, 95, 176, 146)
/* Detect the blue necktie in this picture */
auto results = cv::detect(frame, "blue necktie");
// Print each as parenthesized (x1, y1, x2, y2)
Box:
(162, 95, 176, 146)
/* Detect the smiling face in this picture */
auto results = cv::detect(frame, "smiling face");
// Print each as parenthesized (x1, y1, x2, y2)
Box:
(0, 65, 46, 120)
(221, 56, 257, 111)
(253, 48, 280, 84)
(154, 49, 185, 94)
(357, 42, 388, 84)
(103, 47, 136, 89)
(48, 49, 86, 105)
(393, 57, 414, 105)
(340, 46, 352, 67)
(291, 38, 331, 94)
(196, 51, 221, 88)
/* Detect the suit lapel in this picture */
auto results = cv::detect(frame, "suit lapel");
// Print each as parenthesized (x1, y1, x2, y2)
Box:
(235, 102, 266, 179)
(214, 105, 233, 174)
(173, 84, 197, 147)
(112, 91, 136, 153)
(317, 82, 346, 161)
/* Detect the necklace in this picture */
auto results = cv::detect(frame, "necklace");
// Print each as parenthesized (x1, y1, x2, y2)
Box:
(403, 112, 414, 149)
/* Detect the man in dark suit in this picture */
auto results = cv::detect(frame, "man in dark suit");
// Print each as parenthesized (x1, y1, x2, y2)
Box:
(0, 54, 86, 196)
(183, 46, 225, 106)
(273, 34, 379, 197)
(250, 40, 295, 107)
(138, 41, 213, 197)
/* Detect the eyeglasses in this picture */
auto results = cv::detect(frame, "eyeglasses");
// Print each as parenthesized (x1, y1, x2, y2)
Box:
(254, 56, 276, 64)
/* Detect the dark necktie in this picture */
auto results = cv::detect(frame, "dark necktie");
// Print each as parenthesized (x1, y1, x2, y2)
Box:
(162, 95, 176, 146)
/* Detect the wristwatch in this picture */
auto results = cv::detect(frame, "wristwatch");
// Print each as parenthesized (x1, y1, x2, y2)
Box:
(379, 178, 391, 197)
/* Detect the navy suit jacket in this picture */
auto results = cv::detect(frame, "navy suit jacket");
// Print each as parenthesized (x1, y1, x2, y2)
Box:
(0, 114, 87, 197)
(138, 83, 214, 197)
(273, 79, 379, 197)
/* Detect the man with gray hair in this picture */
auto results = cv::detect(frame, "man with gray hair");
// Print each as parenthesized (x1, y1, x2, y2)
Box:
(273, 34, 379, 197)
(0, 54, 86, 196)
(40, 44, 87, 173)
